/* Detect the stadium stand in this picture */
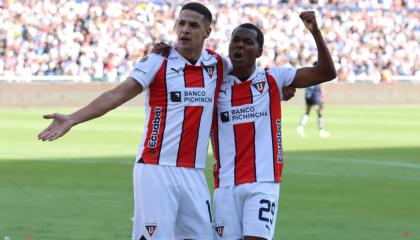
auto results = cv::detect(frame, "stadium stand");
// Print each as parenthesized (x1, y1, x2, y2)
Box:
(0, 0, 418, 83)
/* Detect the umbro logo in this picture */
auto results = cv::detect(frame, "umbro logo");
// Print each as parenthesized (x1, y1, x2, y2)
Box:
(170, 91, 182, 102)
(171, 67, 184, 74)
(252, 81, 266, 94)
(221, 111, 230, 123)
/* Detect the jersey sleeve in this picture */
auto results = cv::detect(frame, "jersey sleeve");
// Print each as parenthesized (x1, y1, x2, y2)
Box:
(128, 53, 165, 89)
(268, 67, 297, 88)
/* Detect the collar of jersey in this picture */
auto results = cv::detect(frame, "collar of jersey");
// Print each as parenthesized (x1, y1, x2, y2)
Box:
(231, 67, 260, 84)
(171, 46, 206, 67)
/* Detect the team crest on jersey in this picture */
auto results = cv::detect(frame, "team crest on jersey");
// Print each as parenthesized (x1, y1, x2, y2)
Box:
(204, 65, 216, 78)
(215, 225, 224, 237)
(252, 81, 266, 94)
(145, 223, 157, 237)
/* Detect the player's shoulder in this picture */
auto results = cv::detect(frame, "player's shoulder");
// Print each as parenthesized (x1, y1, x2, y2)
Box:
(267, 65, 296, 74)
(205, 48, 220, 57)
(135, 53, 165, 66)
(200, 48, 221, 63)
(268, 66, 297, 81)
(130, 53, 166, 84)
(204, 48, 230, 64)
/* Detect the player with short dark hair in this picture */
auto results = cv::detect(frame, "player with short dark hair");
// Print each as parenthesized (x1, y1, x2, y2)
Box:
(232, 23, 264, 48)
(211, 11, 336, 240)
(38, 2, 230, 239)
(181, 1, 213, 25)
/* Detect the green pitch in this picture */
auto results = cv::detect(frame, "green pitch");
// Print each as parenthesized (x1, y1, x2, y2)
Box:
(1, 106, 419, 240)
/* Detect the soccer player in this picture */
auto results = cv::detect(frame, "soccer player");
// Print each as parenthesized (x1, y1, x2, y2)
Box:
(297, 69, 331, 138)
(38, 2, 229, 240)
(211, 12, 336, 240)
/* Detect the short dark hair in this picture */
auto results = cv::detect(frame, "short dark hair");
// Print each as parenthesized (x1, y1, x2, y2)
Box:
(233, 23, 264, 48)
(181, 2, 212, 25)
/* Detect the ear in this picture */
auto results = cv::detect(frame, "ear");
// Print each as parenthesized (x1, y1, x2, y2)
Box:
(204, 26, 212, 39)
(256, 48, 263, 58)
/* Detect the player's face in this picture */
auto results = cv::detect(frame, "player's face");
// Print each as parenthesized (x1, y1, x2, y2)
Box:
(176, 10, 211, 55)
(229, 27, 263, 68)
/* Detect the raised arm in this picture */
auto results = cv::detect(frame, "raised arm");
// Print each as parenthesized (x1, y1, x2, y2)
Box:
(38, 77, 143, 141)
(290, 11, 336, 88)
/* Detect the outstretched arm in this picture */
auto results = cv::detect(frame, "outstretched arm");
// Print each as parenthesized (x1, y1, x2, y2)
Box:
(290, 11, 336, 88)
(38, 77, 143, 141)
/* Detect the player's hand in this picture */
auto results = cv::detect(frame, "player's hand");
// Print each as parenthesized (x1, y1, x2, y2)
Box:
(38, 113, 74, 141)
(299, 11, 319, 33)
(282, 86, 296, 101)
(151, 42, 171, 57)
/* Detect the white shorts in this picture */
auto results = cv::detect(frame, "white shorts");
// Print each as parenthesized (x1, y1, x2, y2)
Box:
(213, 182, 280, 240)
(132, 163, 213, 240)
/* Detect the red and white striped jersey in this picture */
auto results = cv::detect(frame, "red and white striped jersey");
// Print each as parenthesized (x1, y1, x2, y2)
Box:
(211, 67, 296, 187)
(129, 48, 229, 169)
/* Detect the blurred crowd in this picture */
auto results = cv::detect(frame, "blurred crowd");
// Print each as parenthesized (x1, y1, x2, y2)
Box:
(0, 0, 419, 82)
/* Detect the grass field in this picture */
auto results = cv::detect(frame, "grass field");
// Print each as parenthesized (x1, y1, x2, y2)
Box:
(1, 105, 419, 240)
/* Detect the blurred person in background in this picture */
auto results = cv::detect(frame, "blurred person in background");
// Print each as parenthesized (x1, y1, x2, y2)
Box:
(297, 62, 331, 138)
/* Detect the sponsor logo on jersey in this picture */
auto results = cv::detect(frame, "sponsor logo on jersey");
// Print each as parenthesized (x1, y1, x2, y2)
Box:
(170, 89, 212, 104)
(183, 90, 212, 103)
(147, 107, 162, 148)
(219, 88, 228, 95)
(265, 224, 271, 233)
(145, 223, 157, 237)
(276, 119, 283, 163)
(223, 106, 268, 122)
(170, 67, 184, 74)
(221, 111, 230, 123)
(204, 65, 216, 78)
(252, 81, 266, 94)
(215, 225, 224, 237)
(170, 91, 182, 102)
